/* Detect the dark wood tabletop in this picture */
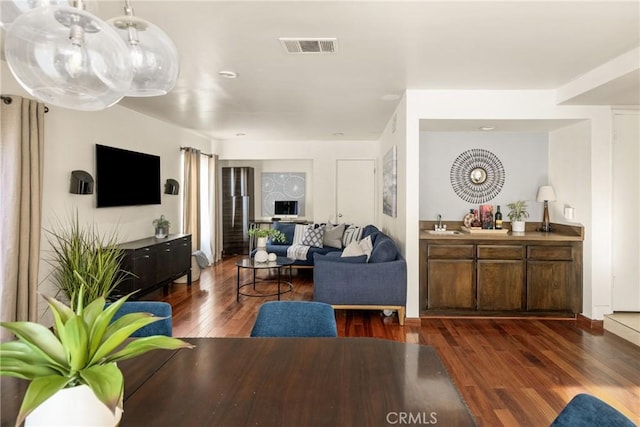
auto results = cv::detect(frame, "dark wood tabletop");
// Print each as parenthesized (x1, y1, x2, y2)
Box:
(1, 338, 476, 426)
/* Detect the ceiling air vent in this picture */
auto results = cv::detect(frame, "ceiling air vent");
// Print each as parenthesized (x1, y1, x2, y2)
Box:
(279, 38, 337, 54)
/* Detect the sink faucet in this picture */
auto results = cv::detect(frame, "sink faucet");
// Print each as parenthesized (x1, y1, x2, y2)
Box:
(435, 214, 446, 231)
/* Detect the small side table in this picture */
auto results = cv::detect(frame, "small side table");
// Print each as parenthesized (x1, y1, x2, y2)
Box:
(236, 257, 295, 302)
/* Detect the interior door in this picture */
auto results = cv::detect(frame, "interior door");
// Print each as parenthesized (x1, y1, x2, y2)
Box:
(336, 159, 376, 225)
(612, 112, 640, 311)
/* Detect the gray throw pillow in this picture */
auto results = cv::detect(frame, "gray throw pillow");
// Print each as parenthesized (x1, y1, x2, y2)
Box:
(323, 223, 346, 249)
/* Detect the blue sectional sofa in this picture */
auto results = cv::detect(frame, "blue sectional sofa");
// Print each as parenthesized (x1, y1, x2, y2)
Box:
(312, 229, 407, 325)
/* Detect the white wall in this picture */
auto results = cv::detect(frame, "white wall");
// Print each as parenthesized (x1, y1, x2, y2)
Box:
(405, 89, 613, 320)
(216, 139, 379, 223)
(2, 60, 211, 322)
(420, 131, 548, 221)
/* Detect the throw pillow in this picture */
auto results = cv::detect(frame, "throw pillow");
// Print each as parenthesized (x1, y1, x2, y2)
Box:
(323, 223, 346, 249)
(342, 241, 365, 257)
(271, 222, 295, 245)
(301, 224, 325, 248)
(358, 235, 373, 261)
(369, 234, 398, 263)
(292, 224, 306, 245)
(342, 225, 362, 247)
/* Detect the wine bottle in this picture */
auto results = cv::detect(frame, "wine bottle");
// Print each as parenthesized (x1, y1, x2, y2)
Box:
(495, 205, 503, 229)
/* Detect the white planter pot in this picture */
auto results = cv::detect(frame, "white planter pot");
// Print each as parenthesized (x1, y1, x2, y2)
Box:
(256, 237, 268, 249)
(26, 384, 122, 427)
(155, 226, 168, 238)
(511, 221, 526, 233)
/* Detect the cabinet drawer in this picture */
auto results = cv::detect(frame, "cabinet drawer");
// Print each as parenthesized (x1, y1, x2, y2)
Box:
(527, 246, 573, 260)
(477, 245, 524, 260)
(427, 245, 474, 259)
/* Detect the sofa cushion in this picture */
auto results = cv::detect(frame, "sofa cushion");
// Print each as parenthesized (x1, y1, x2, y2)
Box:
(358, 235, 373, 261)
(314, 253, 367, 264)
(271, 222, 295, 245)
(323, 223, 345, 249)
(342, 225, 362, 247)
(302, 224, 325, 247)
(369, 233, 398, 263)
(342, 241, 365, 257)
(361, 224, 379, 239)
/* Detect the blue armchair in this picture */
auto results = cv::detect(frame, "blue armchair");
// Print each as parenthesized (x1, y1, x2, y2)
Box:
(551, 394, 635, 427)
(108, 301, 173, 337)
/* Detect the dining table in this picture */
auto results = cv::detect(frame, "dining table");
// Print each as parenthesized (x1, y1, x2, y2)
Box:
(1, 337, 476, 426)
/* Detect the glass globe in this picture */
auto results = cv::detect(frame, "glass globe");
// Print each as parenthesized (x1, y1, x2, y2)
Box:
(108, 15, 179, 97)
(0, 0, 70, 29)
(4, 5, 133, 111)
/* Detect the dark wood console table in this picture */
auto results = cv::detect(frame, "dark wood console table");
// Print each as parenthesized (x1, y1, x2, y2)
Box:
(116, 234, 192, 298)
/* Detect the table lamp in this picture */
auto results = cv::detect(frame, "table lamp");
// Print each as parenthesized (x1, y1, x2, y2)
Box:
(537, 185, 556, 232)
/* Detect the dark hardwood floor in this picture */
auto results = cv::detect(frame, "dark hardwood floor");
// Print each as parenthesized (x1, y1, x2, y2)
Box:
(144, 256, 640, 426)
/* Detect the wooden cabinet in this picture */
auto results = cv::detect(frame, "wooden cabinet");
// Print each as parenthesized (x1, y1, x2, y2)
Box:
(420, 226, 583, 316)
(117, 234, 192, 298)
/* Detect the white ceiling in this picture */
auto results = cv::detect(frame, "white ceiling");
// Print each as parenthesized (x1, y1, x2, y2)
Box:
(26, 1, 640, 140)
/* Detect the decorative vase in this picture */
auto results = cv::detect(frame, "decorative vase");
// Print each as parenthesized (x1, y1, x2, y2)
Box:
(255, 237, 268, 263)
(511, 221, 525, 233)
(155, 226, 168, 238)
(25, 384, 122, 427)
(268, 253, 277, 262)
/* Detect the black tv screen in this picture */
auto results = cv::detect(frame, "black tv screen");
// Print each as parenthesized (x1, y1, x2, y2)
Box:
(96, 144, 161, 207)
(274, 200, 298, 216)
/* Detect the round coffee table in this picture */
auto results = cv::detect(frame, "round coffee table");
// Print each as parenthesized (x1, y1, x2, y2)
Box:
(236, 257, 295, 302)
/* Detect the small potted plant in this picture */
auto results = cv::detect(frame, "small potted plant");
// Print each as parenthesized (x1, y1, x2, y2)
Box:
(507, 200, 529, 233)
(152, 215, 170, 238)
(247, 228, 286, 262)
(0, 283, 193, 426)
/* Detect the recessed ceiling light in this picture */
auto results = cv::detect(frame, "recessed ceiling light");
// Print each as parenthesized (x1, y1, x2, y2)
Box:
(479, 126, 496, 131)
(218, 70, 238, 79)
(235, 133, 246, 137)
(380, 94, 400, 101)
(333, 132, 344, 137)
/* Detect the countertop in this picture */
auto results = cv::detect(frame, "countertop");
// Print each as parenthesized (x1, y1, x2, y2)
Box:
(419, 222, 584, 242)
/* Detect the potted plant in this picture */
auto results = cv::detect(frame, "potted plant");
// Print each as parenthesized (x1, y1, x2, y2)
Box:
(0, 283, 193, 427)
(507, 200, 529, 233)
(46, 213, 127, 310)
(152, 215, 170, 238)
(247, 228, 286, 263)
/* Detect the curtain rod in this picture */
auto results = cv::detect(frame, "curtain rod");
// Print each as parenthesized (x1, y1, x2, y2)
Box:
(180, 146, 213, 158)
(1, 95, 49, 113)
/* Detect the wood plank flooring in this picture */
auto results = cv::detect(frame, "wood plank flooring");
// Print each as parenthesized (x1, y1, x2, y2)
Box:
(144, 256, 640, 427)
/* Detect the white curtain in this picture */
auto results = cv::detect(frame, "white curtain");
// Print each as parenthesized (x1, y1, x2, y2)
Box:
(0, 95, 45, 340)
(182, 148, 201, 252)
(210, 155, 222, 263)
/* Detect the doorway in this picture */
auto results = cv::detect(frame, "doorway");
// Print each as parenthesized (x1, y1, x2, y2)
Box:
(336, 159, 376, 225)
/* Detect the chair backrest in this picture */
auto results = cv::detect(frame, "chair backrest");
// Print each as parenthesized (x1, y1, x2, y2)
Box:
(551, 394, 635, 427)
(250, 301, 337, 337)
(107, 301, 173, 337)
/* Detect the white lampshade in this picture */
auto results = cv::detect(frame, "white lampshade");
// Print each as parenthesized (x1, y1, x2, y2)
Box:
(108, 15, 179, 97)
(4, 5, 133, 110)
(536, 185, 556, 202)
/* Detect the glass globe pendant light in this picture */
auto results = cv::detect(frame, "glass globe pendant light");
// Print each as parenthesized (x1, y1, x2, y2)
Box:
(4, 1, 133, 111)
(0, 0, 70, 29)
(108, 0, 179, 97)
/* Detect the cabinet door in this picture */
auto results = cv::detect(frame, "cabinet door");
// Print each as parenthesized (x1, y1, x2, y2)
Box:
(427, 260, 475, 309)
(527, 261, 573, 311)
(172, 236, 191, 274)
(477, 260, 525, 311)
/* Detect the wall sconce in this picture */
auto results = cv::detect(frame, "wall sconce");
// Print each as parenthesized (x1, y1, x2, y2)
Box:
(164, 178, 179, 195)
(536, 185, 556, 232)
(70, 170, 94, 194)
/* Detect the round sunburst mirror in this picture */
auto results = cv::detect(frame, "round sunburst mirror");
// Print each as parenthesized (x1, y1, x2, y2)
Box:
(450, 149, 505, 203)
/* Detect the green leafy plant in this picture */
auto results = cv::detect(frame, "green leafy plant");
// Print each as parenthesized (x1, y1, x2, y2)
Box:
(152, 215, 170, 229)
(0, 283, 193, 427)
(46, 213, 128, 310)
(507, 200, 530, 222)
(247, 227, 286, 243)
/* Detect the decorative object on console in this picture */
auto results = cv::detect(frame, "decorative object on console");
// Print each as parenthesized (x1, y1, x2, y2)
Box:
(152, 214, 170, 238)
(261, 172, 306, 217)
(383, 145, 397, 217)
(536, 185, 556, 232)
(164, 179, 179, 195)
(507, 200, 529, 233)
(69, 170, 94, 194)
(450, 148, 505, 203)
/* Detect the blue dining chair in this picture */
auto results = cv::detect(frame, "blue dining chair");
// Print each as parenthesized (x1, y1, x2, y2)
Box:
(107, 301, 173, 337)
(250, 301, 338, 337)
(551, 394, 635, 427)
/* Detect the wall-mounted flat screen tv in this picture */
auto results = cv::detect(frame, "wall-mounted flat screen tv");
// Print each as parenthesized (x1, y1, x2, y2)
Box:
(96, 144, 161, 207)
(274, 200, 299, 218)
